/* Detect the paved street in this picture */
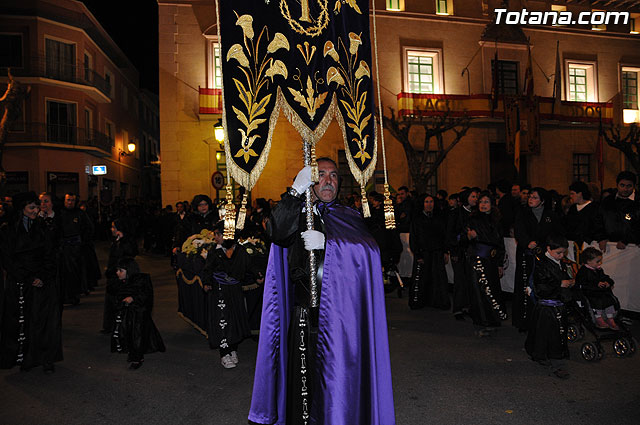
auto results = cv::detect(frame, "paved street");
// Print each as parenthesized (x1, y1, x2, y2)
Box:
(1, 242, 639, 425)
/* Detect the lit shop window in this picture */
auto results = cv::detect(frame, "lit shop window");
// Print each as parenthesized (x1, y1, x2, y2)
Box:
(567, 62, 597, 102)
(622, 68, 640, 124)
(404, 49, 443, 94)
(631, 14, 639, 34)
(436, 0, 453, 15)
(387, 0, 404, 11)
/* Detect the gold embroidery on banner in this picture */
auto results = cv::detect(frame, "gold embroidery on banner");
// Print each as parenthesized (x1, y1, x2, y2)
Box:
(227, 13, 290, 163)
(324, 33, 372, 164)
(280, 0, 330, 37)
(289, 72, 328, 121)
(297, 41, 317, 66)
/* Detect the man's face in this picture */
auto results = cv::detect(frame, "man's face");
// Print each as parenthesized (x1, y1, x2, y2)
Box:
(397, 189, 407, 203)
(569, 190, 583, 205)
(520, 189, 530, 204)
(448, 198, 458, 208)
(617, 179, 635, 198)
(313, 160, 338, 202)
(423, 196, 434, 212)
(39, 195, 53, 213)
(511, 185, 521, 199)
(64, 195, 76, 209)
(176, 203, 184, 213)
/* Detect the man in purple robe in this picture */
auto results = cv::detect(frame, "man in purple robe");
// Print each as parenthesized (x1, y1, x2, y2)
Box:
(248, 159, 395, 425)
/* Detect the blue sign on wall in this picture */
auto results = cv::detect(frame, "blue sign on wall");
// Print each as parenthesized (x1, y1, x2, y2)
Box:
(92, 165, 107, 175)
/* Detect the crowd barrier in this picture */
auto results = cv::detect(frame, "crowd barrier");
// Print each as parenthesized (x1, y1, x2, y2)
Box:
(400, 235, 639, 313)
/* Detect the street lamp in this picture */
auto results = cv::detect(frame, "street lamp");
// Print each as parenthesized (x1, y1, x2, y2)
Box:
(214, 118, 225, 149)
(120, 140, 137, 157)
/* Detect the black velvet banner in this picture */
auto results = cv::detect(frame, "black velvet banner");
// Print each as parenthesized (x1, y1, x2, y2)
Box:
(218, 0, 377, 189)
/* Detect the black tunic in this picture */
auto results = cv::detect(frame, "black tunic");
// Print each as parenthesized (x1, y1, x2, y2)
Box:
(111, 273, 165, 362)
(408, 210, 450, 310)
(564, 202, 598, 246)
(512, 206, 564, 330)
(0, 216, 62, 369)
(446, 206, 474, 314)
(103, 236, 139, 331)
(593, 194, 640, 244)
(466, 211, 507, 327)
(202, 244, 252, 350)
(58, 207, 98, 299)
(575, 266, 617, 310)
(366, 205, 402, 271)
(525, 255, 571, 361)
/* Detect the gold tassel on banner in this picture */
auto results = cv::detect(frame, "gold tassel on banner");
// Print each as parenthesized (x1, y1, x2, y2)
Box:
(223, 185, 236, 240)
(310, 146, 319, 183)
(383, 183, 396, 229)
(236, 193, 248, 230)
(361, 186, 370, 218)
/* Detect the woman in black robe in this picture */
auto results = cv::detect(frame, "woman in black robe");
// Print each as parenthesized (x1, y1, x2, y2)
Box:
(408, 194, 450, 310)
(465, 191, 507, 333)
(525, 235, 573, 379)
(110, 257, 165, 369)
(446, 188, 479, 320)
(0, 192, 62, 373)
(174, 194, 219, 250)
(513, 188, 564, 332)
(101, 218, 139, 333)
(202, 222, 251, 369)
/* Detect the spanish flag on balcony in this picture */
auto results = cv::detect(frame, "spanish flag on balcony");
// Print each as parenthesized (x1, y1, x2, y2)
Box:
(199, 87, 223, 114)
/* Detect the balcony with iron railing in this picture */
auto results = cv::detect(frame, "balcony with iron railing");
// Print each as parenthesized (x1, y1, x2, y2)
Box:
(3, 56, 112, 102)
(7, 122, 113, 157)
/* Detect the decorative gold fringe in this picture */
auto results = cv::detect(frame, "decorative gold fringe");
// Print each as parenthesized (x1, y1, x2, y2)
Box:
(236, 193, 248, 230)
(310, 146, 319, 183)
(223, 185, 236, 240)
(361, 186, 370, 218)
(383, 183, 396, 229)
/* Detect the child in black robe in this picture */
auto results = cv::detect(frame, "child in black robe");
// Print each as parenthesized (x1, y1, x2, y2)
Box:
(575, 247, 619, 330)
(525, 235, 574, 379)
(110, 257, 165, 369)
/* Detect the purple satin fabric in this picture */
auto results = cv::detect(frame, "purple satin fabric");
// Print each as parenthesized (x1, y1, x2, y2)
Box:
(248, 204, 395, 425)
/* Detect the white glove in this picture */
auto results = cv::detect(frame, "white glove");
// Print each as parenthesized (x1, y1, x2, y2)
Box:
(292, 165, 313, 194)
(301, 230, 325, 251)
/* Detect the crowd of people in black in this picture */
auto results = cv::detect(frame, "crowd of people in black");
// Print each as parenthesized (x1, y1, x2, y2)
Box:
(0, 169, 637, 378)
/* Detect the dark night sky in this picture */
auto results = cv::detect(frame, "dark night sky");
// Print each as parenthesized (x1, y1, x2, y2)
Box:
(81, 0, 159, 95)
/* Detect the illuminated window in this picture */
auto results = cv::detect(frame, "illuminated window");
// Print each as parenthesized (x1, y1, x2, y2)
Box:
(592, 9, 606, 31)
(622, 67, 640, 124)
(436, 0, 453, 15)
(387, 0, 404, 11)
(404, 48, 443, 94)
(631, 14, 640, 34)
(566, 62, 597, 102)
(551, 5, 566, 26)
(206, 38, 222, 89)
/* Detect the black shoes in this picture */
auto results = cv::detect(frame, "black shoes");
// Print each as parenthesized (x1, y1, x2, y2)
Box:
(43, 363, 55, 374)
(129, 361, 143, 370)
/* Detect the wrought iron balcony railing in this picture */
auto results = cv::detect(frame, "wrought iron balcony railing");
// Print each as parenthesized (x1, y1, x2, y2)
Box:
(3, 56, 112, 98)
(7, 122, 113, 153)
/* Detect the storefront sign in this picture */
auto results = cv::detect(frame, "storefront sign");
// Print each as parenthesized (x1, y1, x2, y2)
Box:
(92, 165, 107, 175)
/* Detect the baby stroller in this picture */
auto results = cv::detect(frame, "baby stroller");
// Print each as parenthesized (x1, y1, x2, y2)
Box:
(566, 289, 636, 361)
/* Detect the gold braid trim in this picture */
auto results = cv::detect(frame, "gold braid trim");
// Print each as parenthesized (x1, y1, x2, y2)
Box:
(177, 312, 208, 338)
(383, 183, 396, 229)
(236, 193, 249, 230)
(334, 99, 378, 189)
(361, 185, 370, 217)
(280, 89, 337, 146)
(176, 269, 204, 287)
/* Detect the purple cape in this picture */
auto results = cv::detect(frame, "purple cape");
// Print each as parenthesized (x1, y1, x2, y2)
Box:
(248, 204, 395, 425)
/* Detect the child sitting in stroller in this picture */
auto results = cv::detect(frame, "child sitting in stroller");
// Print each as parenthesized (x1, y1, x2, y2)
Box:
(575, 247, 619, 331)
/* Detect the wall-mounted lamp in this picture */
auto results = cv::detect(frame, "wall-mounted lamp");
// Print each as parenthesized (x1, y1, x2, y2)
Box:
(214, 118, 225, 150)
(119, 141, 137, 157)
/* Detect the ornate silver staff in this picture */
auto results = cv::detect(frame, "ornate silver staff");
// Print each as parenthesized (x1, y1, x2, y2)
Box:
(303, 141, 319, 309)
